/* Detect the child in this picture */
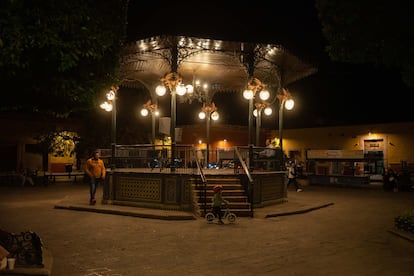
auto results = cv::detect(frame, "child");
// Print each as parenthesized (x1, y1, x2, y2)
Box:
(212, 185, 229, 224)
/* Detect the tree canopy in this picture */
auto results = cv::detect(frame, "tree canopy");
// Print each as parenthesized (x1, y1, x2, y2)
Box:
(315, 0, 414, 87)
(0, 0, 129, 117)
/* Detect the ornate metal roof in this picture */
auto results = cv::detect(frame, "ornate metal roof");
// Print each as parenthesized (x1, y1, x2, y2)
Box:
(119, 35, 317, 95)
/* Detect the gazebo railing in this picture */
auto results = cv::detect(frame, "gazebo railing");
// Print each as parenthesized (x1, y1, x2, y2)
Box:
(98, 144, 283, 173)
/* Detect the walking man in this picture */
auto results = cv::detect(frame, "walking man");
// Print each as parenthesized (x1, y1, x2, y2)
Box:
(287, 161, 303, 192)
(85, 150, 106, 205)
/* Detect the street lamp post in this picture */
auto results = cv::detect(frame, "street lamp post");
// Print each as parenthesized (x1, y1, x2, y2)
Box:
(256, 105, 262, 145)
(254, 102, 272, 146)
(100, 86, 118, 170)
(243, 78, 270, 171)
(243, 78, 270, 145)
(140, 100, 159, 144)
(198, 102, 219, 168)
(155, 72, 193, 172)
(277, 88, 295, 170)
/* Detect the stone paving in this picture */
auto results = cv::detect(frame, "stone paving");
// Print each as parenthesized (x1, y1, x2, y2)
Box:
(0, 182, 413, 276)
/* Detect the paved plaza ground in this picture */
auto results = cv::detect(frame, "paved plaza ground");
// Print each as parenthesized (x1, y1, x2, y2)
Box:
(0, 182, 413, 276)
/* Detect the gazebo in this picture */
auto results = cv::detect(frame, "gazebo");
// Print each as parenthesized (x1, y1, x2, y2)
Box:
(102, 35, 317, 217)
(119, 35, 317, 165)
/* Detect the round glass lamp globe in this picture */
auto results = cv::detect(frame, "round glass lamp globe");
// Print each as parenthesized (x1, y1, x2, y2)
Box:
(243, 89, 254, 100)
(155, 85, 167, 96)
(106, 91, 115, 101)
(259, 90, 270, 101)
(186, 84, 194, 94)
(211, 111, 219, 121)
(100, 102, 112, 112)
(176, 84, 187, 96)
(285, 99, 295, 110)
(198, 111, 206, 120)
(140, 108, 149, 117)
(264, 107, 272, 115)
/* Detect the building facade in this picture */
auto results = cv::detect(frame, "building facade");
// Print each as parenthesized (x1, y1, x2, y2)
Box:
(180, 122, 414, 176)
(2, 111, 413, 179)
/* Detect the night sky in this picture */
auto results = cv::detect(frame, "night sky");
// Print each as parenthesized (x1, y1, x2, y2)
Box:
(125, 0, 414, 129)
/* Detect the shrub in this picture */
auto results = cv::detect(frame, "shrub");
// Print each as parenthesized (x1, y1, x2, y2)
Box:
(394, 210, 414, 233)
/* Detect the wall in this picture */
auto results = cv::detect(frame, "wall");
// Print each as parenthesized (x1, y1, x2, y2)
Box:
(180, 122, 414, 172)
(2, 110, 413, 174)
(278, 122, 414, 171)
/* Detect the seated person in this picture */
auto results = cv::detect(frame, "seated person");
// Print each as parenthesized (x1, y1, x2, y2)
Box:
(258, 138, 276, 158)
(256, 139, 276, 170)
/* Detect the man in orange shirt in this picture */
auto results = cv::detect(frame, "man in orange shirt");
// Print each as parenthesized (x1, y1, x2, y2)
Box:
(84, 150, 106, 205)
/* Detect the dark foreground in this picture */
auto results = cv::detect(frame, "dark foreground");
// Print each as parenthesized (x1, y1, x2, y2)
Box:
(0, 183, 413, 276)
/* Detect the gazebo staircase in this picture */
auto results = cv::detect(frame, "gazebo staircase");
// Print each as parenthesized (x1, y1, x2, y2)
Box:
(192, 175, 252, 217)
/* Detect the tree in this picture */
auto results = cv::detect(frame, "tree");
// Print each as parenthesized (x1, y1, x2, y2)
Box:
(0, 0, 129, 117)
(315, 0, 414, 87)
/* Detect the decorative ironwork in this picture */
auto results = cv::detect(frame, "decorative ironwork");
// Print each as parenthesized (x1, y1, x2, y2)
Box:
(116, 177, 162, 201)
(119, 35, 317, 92)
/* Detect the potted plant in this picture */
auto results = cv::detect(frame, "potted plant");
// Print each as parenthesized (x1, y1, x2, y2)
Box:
(394, 210, 414, 233)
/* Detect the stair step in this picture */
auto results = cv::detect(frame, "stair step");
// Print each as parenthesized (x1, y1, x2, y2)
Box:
(197, 196, 248, 202)
(194, 191, 246, 196)
(197, 202, 251, 209)
(192, 175, 252, 218)
(194, 184, 244, 189)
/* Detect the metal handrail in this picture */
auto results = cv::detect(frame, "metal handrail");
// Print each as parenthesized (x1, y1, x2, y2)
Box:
(234, 146, 254, 217)
(192, 147, 207, 215)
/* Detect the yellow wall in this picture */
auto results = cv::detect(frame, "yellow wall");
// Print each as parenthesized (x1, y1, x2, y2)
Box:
(48, 155, 76, 171)
(179, 122, 414, 170)
(277, 122, 414, 169)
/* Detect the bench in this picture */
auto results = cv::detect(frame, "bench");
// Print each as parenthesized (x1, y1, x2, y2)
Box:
(50, 163, 73, 173)
(44, 171, 85, 184)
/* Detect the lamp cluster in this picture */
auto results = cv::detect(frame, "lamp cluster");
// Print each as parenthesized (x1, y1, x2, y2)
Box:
(140, 100, 159, 117)
(243, 77, 295, 150)
(99, 86, 118, 169)
(155, 72, 212, 106)
(243, 78, 295, 114)
(198, 102, 219, 121)
(277, 88, 295, 110)
(155, 72, 194, 97)
(243, 77, 272, 117)
(243, 78, 270, 100)
(100, 87, 117, 112)
(254, 102, 272, 117)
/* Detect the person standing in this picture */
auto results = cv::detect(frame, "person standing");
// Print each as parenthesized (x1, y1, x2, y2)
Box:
(287, 161, 303, 192)
(212, 185, 229, 224)
(383, 167, 398, 192)
(84, 150, 106, 205)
